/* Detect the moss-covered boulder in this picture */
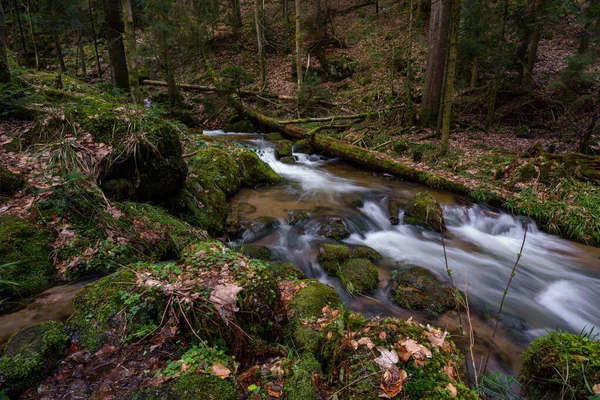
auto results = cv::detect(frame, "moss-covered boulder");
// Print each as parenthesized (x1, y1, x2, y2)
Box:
(239, 244, 272, 260)
(167, 181, 228, 233)
(318, 216, 351, 240)
(0, 216, 55, 308)
(224, 118, 258, 134)
(287, 354, 321, 400)
(279, 156, 297, 165)
(287, 210, 310, 226)
(391, 266, 455, 315)
(234, 148, 281, 187)
(339, 259, 378, 295)
(317, 243, 382, 275)
(0, 321, 67, 395)
(188, 147, 241, 195)
(132, 373, 237, 400)
(268, 261, 306, 280)
(289, 280, 340, 321)
(388, 197, 400, 225)
(403, 192, 446, 233)
(293, 140, 316, 155)
(274, 140, 293, 160)
(240, 216, 281, 242)
(0, 167, 24, 197)
(519, 331, 600, 400)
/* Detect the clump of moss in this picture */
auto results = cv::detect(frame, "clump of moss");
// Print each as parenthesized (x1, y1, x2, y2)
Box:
(403, 192, 446, 232)
(239, 244, 272, 260)
(268, 262, 306, 280)
(287, 210, 310, 226)
(287, 354, 321, 400)
(234, 148, 281, 187)
(0, 321, 67, 395)
(317, 244, 381, 275)
(391, 266, 455, 315)
(189, 147, 241, 196)
(0, 215, 55, 309)
(280, 156, 297, 165)
(0, 167, 25, 197)
(132, 373, 237, 400)
(274, 140, 293, 160)
(519, 331, 600, 400)
(289, 280, 341, 321)
(339, 259, 378, 295)
(224, 119, 257, 133)
(293, 140, 316, 155)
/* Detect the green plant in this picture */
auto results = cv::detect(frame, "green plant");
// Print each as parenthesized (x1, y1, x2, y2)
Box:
(162, 343, 232, 377)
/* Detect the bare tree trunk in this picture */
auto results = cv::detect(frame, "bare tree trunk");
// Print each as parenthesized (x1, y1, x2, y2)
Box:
(24, 0, 39, 70)
(0, 0, 10, 83)
(405, 0, 416, 124)
(440, 0, 461, 156)
(230, 0, 242, 29)
(88, 0, 102, 76)
(54, 32, 66, 73)
(103, 0, 129, 91)
(524, 0, 545, 90)
(516, 0, 536, 83)
(12, 0, 27, 54)
(314, 0, 323, 30)
(420, 0, 451, 128)
(485, 0, 508, 129)
(78, 33, 87, 75)
(254, 0, 266, 91)
(282, 0, 288, 25)
(161, 33, 182, 108)
(295, 0, 303, 90)
(122, 0, 140, 102)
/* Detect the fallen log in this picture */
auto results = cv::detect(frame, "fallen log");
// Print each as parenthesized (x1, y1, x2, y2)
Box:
(278, 109, 393, 124)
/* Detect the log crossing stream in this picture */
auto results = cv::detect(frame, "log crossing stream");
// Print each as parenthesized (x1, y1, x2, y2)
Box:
(209, 130, 600, 376)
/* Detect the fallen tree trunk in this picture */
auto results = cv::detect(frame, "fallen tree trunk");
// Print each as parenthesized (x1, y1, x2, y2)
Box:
(278, 109, 392, 124)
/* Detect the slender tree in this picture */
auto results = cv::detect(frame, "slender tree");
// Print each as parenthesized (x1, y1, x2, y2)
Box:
(88, 0, 102, 76)
(78, 31, 87, 75)
(440, 0, 461, 156)
(48, 0, 66, 73)
(122, 0, 140, 102)
(295, 0, 303, 90)
(12, 0, 27, 53)
(524, 0, 547, 90)
(103, 0, 129, 91)
(485, 0, 509, 129)
(254, 0, 266, 91)
(23, 0, 39, 70)
(0, 0, 10, 83)
(420, 0, 451, 127)
(230, 0, 242, 29)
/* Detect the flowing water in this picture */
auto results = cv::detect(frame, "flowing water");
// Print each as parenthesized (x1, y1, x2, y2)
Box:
(206, 130, 600, 376)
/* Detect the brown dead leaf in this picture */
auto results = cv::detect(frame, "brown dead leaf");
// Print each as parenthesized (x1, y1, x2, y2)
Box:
(211, 363, 231, 379)
(379, 331, 387, 340)
(209, 283, 243, 324)
(327, 331, 333, 340)
(238, 365, 259, 389)
(266, 381, 284, 398)
(374, 348, 399, 369)
(379, 366, 407, 398)
(593, 383, 600, 394)
(446, 383, 457, 397)
(358, 337, 375, 349)
(444, 365, 456, 380)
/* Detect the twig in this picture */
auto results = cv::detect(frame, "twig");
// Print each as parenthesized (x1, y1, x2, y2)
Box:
(327, 371, 380, 400)
(372, 140, 393, 150)
(440, 219, 463, 335)
(464, 277, 479, 389)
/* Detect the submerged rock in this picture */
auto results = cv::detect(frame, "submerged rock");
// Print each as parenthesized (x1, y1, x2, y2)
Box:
(279, 155, 297, 165)
(317, 216, 351, 240)
(240, 216, 281, 242)
(317, 243, 382, 275)
(239, 243, 272, 260)
(0, 215, 55, 309)
(391, 266, 455, 315)
(403, 191, 446, 232)
(388, 197, 400, 225)
(286, 210, 310, 226)
(0, 321, 67, 396)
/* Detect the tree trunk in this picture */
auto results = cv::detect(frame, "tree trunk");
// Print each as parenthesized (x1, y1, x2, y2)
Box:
(295, 0, 303, 90)
(12, 0, 27, 54)
(254, 0, 266, 91)
(282, 0, 288, 24)
(122, 0, 140, 102)
(516, 0, 536, 83)
(485, 0, 508, 130)
(54, 33, 66, 73)
(78, 33, 87, 75)
(160, 33, 183, 108)
(580, 113, 599, 154)
(231, 0, 242, 28)
(25, 0, 39, 70)
(440, 0, 461, 156)
(0, 0, 10, 83)
(314, 0, 323, 30)
(420, 0, 451, 128)
(524, 0, 545, 91)
(578, 22, 591, 54)
(88, 0, 102, 77)
(103, 0, 129, 91)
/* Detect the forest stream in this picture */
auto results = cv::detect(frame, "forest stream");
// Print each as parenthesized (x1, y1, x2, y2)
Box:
(213, 130, 600, 377)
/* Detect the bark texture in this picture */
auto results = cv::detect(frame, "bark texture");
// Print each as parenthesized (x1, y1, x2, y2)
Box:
(440, 0, 461, 156)
(0, 0, 9, 83)
(103, 0, 129, 90)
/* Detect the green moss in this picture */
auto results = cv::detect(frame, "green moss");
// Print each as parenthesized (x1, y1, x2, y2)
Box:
(132, 373, 237, 400)
(339, 259, 378, 295)
(391, 266, 455, 315)
(268, 262, 306, 280)
(293, 140, 316, 155)
(287, 210, 310, 226)
(514, 163, 537, 183)
(280, 156, 297, 164)
(0, 321, 67, 395)
(234, 148, 281, 187)
(224, 119, 257, 133)
(519, 331, 600, 400)
(240, 244, 272, 260)
(0, 167, 25, 197)
(318, 216, 351, 240)
(289, 279, 341, 321)
(171, 181, 228, 233)
(0, 216, 55, 308)
(317, 244, 381, 274)
(287, 354, 321, 400)
(189, 147, 240, 195)
(403, 192, 446, 233)
(274, 140, 293, 160)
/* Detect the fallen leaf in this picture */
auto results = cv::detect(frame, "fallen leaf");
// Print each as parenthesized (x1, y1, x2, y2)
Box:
(266, 381, 284, 398)
(379, 366, 407, 398)
(374, 347, 399, 369)
(358, 337, 375, 349)
(211, 363, 231, 379)
(379, 331, 387, 340)
(593, 383, 600, 394)
(444, 365, 456, 380)
(446, 383, 457, 397)
(209, 283, 243, 324)
(327, 331, 333, 340)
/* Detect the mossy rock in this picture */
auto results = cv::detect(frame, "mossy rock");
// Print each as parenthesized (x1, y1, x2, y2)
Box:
(287, 210, 310, 226)
(391, 266, 455, 315)
(317, 216, 351, 240)
(0, 167, 25, 197)
(287, 354, 321, 400)
(240, 216, 281, 242)
(131, 373, 237, 400)
(514, 163, 537, 183)
(224, 119, 257, 133)
(388, 197, 400, 225)
(239, 244, 272, 260)
(166, 181, 228, 234)
(234, 149, 281, 187)
(0, 216, 55, 308)
(267, 261, 306, 280)
(289, 280, 341, 321)
(519, 331, 600, 400)
(317, 244, 382, 275)
(274, 140, 293, 160)
(403, 192, 446, 233)
(280, 156, 297, 165)
(0, 321, 67, 395)
(293, 139, 316, 155)
(188, 147, 241, 196)
(339, 259, 378, 295)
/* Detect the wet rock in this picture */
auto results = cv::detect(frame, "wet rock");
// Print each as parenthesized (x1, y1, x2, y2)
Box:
(339, 259, 378, 295)
(266, 132, 284, 141)
(317, 216, 351, 241)
(188, 148, 241, 195)
(235, 149, 281, 187)
(293, 139, 316, 155)
(0, 215, 55, 310)
(390, 266, 455, 315)
(241, 216, 281, 242)
(0, 321, 67, 396)
(0, 167, 25, 197)
(240, 244, 272, 260)
(289, 280, 341, 321)
(403, 191, 446, 233)
(274, 140, 293, 160)
(286, 210, 310, 226)
(388, 197, 400, 225)
(224, 119, 257, 133)
(279, 155, 297, 165)
(317, 243, 382, 275)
